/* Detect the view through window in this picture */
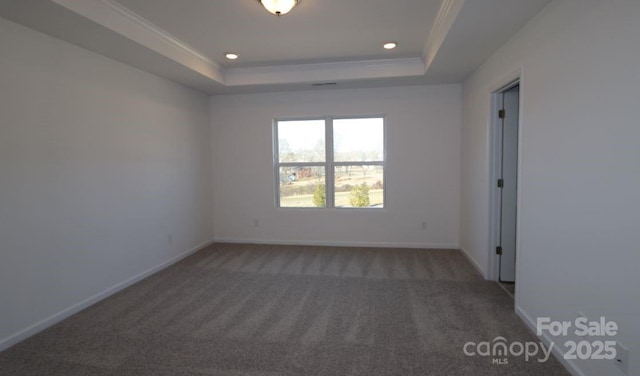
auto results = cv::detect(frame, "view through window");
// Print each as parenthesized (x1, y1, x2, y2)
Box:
(275, 117, 385, 208)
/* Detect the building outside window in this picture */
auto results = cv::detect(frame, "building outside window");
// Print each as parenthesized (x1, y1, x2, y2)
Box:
(274, 116, 385, 209)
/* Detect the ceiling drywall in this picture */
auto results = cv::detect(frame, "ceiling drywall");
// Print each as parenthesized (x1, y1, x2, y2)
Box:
(0, 0, 551, 94)
(116, 0, 441, 67)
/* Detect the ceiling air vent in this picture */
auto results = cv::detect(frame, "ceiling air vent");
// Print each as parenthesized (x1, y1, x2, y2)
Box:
(311, 82, 338, 87)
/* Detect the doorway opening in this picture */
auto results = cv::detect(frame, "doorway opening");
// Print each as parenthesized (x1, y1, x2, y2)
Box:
(490, 80, 520, 298)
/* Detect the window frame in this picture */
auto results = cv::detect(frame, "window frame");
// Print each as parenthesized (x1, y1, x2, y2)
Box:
(273, 115, 387, 209)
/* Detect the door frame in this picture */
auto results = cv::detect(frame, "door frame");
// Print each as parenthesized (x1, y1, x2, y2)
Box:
(488, 69, 523, 297)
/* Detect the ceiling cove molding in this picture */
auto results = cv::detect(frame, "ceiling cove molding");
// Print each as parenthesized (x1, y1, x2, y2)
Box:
(47, 0, 441, 89)
(422, 0, 465, 72)
(49, 0, 224, 83)
(224, 58, 426, 86)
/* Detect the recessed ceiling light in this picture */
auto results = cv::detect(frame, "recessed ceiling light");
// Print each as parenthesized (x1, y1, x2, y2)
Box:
(383, 42, 398, 50)
(225, 53, 239, 60)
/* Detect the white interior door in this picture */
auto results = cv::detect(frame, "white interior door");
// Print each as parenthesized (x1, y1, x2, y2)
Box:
(499, 85, 519, 283)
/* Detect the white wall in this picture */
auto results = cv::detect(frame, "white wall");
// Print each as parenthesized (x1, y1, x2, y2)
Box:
(211, 85, 461, 248)
(460, 1, 640, 375)
(0, 18, 213, 349)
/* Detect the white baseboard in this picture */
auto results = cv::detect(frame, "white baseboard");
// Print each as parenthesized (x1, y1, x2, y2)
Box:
(0, 238, 215, 352)
(214, 237, 459, 250)
(459, 246, 487, 279)
(515, 305, 586, 376)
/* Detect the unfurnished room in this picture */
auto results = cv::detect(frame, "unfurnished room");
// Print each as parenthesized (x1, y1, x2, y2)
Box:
(0, 1, 638, 375)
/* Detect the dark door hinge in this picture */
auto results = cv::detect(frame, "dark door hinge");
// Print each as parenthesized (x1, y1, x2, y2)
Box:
(497, 179, 504, 188)
(499, 109, 506, 119)
(496, 246, 503, 255)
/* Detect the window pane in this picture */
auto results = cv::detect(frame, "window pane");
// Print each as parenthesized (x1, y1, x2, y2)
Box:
(334, 165, 384, 208)
(278, 120, 325, 163)
(279, 166, 326, 208)
(333, 118, 384, 162)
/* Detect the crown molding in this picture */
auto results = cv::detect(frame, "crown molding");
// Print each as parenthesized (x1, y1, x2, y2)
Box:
(50, 0, 224, 83)
(225, 58, 426, 86)
(422, 0, 465, 72)
(46, 0, 463, 91)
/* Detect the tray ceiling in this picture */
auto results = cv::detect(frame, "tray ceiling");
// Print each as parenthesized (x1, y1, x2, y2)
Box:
(0, 0, 551, 94)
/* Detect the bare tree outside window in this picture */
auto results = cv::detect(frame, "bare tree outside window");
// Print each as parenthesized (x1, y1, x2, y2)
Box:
(274, 117, 385, 209)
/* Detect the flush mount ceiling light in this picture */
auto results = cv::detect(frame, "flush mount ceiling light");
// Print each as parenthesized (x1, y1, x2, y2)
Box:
(225, 53, 239, 60)
(383, 42, 398, 50)
(258, 0, 300, 16)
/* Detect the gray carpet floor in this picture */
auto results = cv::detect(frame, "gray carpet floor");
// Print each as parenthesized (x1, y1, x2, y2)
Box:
(0, 243, 570, 375)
